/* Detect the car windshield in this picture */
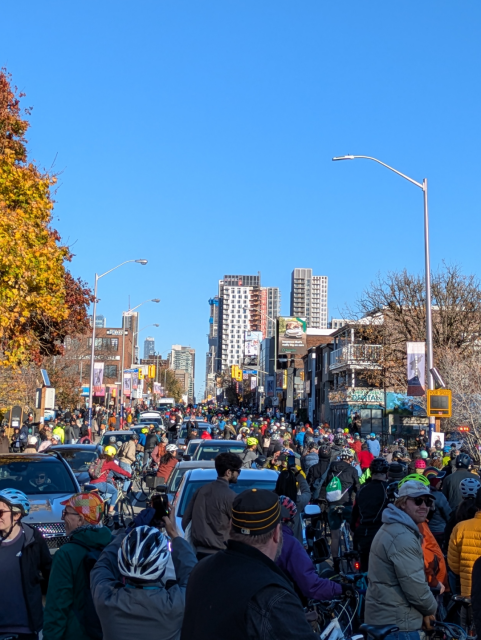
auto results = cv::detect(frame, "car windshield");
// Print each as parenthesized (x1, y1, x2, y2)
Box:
(185, 441, 201, 456)
(178, 479, 277, 516)
(178, 426, 209, 439)
(193, 444, 245, 461)
(56, 450, 98, 472)
(100, 433, 132, 447)
(167, 467, 187, 494)
(0, 460, 77, 495)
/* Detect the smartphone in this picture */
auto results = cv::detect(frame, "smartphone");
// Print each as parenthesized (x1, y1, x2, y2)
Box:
(288, 455, 296, 467)
(149, 492, 170, 527)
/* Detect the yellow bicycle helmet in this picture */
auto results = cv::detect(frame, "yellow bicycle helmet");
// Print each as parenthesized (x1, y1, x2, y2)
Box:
(141, 428, 149, 434)
(246, 437, 258, 446)
(398, 473, 430, 488)
(104, 445, 117, 457)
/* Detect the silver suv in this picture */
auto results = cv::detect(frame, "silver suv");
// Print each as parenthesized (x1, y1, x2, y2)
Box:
(0, 453, 80, 552)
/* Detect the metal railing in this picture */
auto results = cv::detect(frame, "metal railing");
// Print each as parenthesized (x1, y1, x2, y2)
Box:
(329, 344, 382, 370)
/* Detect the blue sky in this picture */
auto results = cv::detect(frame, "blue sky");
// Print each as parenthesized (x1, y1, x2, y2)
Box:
(2, 1, 481, 396)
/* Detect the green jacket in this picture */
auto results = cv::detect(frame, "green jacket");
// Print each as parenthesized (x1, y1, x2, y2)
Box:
(43, 526, 112, 640)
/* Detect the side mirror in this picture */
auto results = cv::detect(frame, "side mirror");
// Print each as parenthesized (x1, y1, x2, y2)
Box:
(183, 455, 192, 462)
(304, 504, 321, 516)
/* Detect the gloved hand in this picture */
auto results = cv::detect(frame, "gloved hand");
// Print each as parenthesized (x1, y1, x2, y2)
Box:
(127, 508, 155, 532)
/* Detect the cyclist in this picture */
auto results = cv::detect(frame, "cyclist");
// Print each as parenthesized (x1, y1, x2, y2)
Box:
(325, 447, 360, 558)
(274, 466, 310, 543)
(367, 433, 380, 457)
(276, 495, 345, 602)
(144, 425, 160, 467)
(301, 442, 319, 473)
(423, 467, 451, 549)
(89, 446, 131, 516)
(91, 511, 196, 640)
(239, 437, 260, 468)
(442, 453, 478, 509)
(445, 477, 481, 547)
(43, 492, 111, 640)
(0, 488, 52, 639)
(351, 457, 390, 571)
(156, 444, 179, 482)
(117, 432, 139, 473)
(306, 443, 332, 499)
(365, 479, 437, 635)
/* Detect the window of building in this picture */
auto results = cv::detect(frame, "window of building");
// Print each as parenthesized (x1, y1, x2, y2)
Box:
(104, 365, 118, 378)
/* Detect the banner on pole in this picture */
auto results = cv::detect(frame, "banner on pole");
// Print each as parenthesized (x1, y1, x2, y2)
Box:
(250, 376, 257, 390)
(93, 362, 104, 394)
(123, 372, 132, 397)
(407, 342, 426, 396)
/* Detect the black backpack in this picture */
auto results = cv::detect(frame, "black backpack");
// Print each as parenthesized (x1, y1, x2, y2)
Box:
(70, 538, 104, 639)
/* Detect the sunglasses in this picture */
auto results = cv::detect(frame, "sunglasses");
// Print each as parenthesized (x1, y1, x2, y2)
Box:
(0, 509, 12, 518)
(410, 496, 434, 508)
(62, 509, 79, 518)
(36, 474, 46, 480)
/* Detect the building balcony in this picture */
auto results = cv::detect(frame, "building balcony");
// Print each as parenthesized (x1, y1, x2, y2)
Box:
(329, 344, 382, 372)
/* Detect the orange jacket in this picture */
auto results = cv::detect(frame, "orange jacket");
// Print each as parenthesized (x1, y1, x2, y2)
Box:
(418, 521, 448, 590)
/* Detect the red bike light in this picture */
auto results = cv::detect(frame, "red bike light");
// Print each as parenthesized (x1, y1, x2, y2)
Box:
(354, 561, 360, 571)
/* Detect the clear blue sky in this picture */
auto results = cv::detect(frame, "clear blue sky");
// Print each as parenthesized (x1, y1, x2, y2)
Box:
(2, 2, 481, 395)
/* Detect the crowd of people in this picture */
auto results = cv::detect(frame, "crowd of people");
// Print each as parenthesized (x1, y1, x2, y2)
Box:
(1, 402, 481, 640)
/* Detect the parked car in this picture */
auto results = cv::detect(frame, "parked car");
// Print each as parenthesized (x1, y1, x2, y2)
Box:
(0, 453, 80, 552)
(181, 439, 203, 458)
(191, 439, 246, 461)
(176, 424, 211, 450)
(50, 444, 103, 487)
(165, 459, 216, 501)
(172, 468, 278, 534)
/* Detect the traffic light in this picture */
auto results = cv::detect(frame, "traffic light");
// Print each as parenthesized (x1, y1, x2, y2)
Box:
(231, 365, 243, 382)
(231, 365, 236, 379)
(138, 369, 144, 380)
(235, 367, 243, 382)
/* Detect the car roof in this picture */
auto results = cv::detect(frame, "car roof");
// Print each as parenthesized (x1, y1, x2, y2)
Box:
(102, 430, 133, 436)
(186, 468, 278, 481)
(50, 444, 100, 451)
(0, 453, 64, 463)
(196, 439, 244, 445)
(186, 439, 203, 444)
(175, 460, 216, 469)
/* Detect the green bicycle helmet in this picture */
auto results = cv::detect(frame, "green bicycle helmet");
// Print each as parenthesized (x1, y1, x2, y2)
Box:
(398, 473, 430, 488)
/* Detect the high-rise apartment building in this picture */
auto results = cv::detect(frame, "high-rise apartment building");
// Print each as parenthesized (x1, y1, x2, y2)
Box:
(290, 268, 328, 329)
(218, 274, 263, 371)
(170, 345, 195, 401)
(122, 311, 139, 362)
(143, 336, 156, 359)
(265, 287, 281, 338)
(205, 296, 219, 398)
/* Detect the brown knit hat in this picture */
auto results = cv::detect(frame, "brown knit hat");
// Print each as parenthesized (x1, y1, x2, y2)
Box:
(231, 489, 280, 536)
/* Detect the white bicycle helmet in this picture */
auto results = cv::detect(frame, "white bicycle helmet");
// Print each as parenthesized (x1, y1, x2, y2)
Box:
(340, 447, 355, 460)
(460, 477, 481, 499)
(118, 526, 169, 581)
(166, 444, 178, 453)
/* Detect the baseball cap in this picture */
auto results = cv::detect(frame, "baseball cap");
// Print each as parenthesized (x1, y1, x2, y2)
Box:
(398, 480, 431, 499)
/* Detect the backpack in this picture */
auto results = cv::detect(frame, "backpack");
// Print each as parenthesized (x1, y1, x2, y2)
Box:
(88, 458, 104, 480)
(70, 538, 104, 639)
(326, 470, 348, 502)
(312, 462, 331, 500)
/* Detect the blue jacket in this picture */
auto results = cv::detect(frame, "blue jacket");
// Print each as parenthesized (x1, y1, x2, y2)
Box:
(277, 524, 342, 601)
(295, 431, 306, 446)
(367, 439, 380, 457)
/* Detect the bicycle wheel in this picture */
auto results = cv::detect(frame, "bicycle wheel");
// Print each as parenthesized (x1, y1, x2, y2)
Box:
(119, 496, 135, 524)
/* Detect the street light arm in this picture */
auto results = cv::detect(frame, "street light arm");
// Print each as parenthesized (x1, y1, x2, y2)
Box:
(332, 155, 423, 189)
(98, 260, 136, 280)
(128, 298, 161, 313)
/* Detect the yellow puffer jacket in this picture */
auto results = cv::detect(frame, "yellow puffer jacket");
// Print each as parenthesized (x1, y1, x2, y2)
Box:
(447, 511, 481, 596)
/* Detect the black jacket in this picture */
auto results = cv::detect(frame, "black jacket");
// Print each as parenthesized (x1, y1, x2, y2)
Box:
(352, 479, 389, 552)
(326, 460, 360, 506)
(20, 523, 53, 632)
(180, 540, 314, 640)
(306, 453, 331, 498)
(145, 433, 158, 451)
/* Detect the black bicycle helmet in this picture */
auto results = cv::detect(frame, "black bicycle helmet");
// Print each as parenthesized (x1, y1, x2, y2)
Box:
(370, 457, 390, 475)
(456, 453, 472, 469)
(334, 435, 345, 446)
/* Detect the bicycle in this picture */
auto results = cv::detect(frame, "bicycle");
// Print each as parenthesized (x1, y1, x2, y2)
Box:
(305, 594, 361, 639)
(96, 477, 135, 528)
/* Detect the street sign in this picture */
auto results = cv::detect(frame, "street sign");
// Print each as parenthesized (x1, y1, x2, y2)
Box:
(427, 389, 452, 418)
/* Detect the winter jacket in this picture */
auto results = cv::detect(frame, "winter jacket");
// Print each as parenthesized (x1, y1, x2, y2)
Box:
(239, 449, 258, 469)
(9, 523, 52, 633)
(302, 452, 319, 473)
(291, 474, 312, 543)
(118, 440, 137, 465)
(43, 525, 112, 640)
(306, 452, 331, 497)
(156, 457, 178, 481)
(326, 460, 360, 506)
(91, 459, 131, 485)
(352, 440, 362, 456)
(358, 450, 375, 470)
(367, 439, 380, 457)
(418, 522, 448, 589)
(471, 556, 481, 635)
(91, 531, 197, 640)
(442, 468, 479, 510)
(365, 504, 437, 630)
(447, 511, 481, 596)
(182, 477, 235, 552)
(277, 524, 342, 602)
(428, 490, 452, 534)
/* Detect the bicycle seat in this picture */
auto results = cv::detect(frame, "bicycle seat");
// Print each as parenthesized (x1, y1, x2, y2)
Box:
(359, 624, 399, 640)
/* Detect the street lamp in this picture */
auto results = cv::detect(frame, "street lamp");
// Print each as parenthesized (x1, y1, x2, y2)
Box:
(124, 298, 161, 363)
(332, 154, 434, 434)
(88, 259, 148, 429)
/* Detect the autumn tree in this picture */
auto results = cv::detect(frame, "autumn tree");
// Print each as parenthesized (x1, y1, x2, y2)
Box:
(349, 264, 481, 390)
(0, 69, 93, 369)
(156, 367, 184, 403)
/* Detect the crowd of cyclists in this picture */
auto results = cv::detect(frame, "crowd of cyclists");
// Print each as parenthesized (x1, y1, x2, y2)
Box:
(1, 402, 481, 640)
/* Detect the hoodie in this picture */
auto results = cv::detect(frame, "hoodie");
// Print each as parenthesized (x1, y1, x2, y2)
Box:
(365, 504, 437, 631)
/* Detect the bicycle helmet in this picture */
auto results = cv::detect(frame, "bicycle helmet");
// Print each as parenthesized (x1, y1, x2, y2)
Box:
(340, 448, 354, 460)
(319, 444, 331, 456)
(104, 445, 117, 457)
(456, 453, 472, 469)
(118, 526, 169, 581)
(246, 437, 258, 446)
(0, 489, 30, 516)
(334, 435, 345, 446)
(398, 473, 430, 488)
(460, 477, 481, 499)
(271, 433, 280, 441)
(415, 459, 426, 469)
(141, 428, 148, 434)
(370, 457, 390, 475)
(166, 444, 178, 452)
(279, 495, 297, 522)
(420, 450, 428, 459)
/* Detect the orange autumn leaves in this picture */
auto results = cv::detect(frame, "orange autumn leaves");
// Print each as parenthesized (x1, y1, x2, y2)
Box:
(0, 69, 92, 367)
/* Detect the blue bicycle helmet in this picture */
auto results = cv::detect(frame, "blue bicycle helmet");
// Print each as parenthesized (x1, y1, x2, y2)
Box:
(0, 489, 30, 516)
